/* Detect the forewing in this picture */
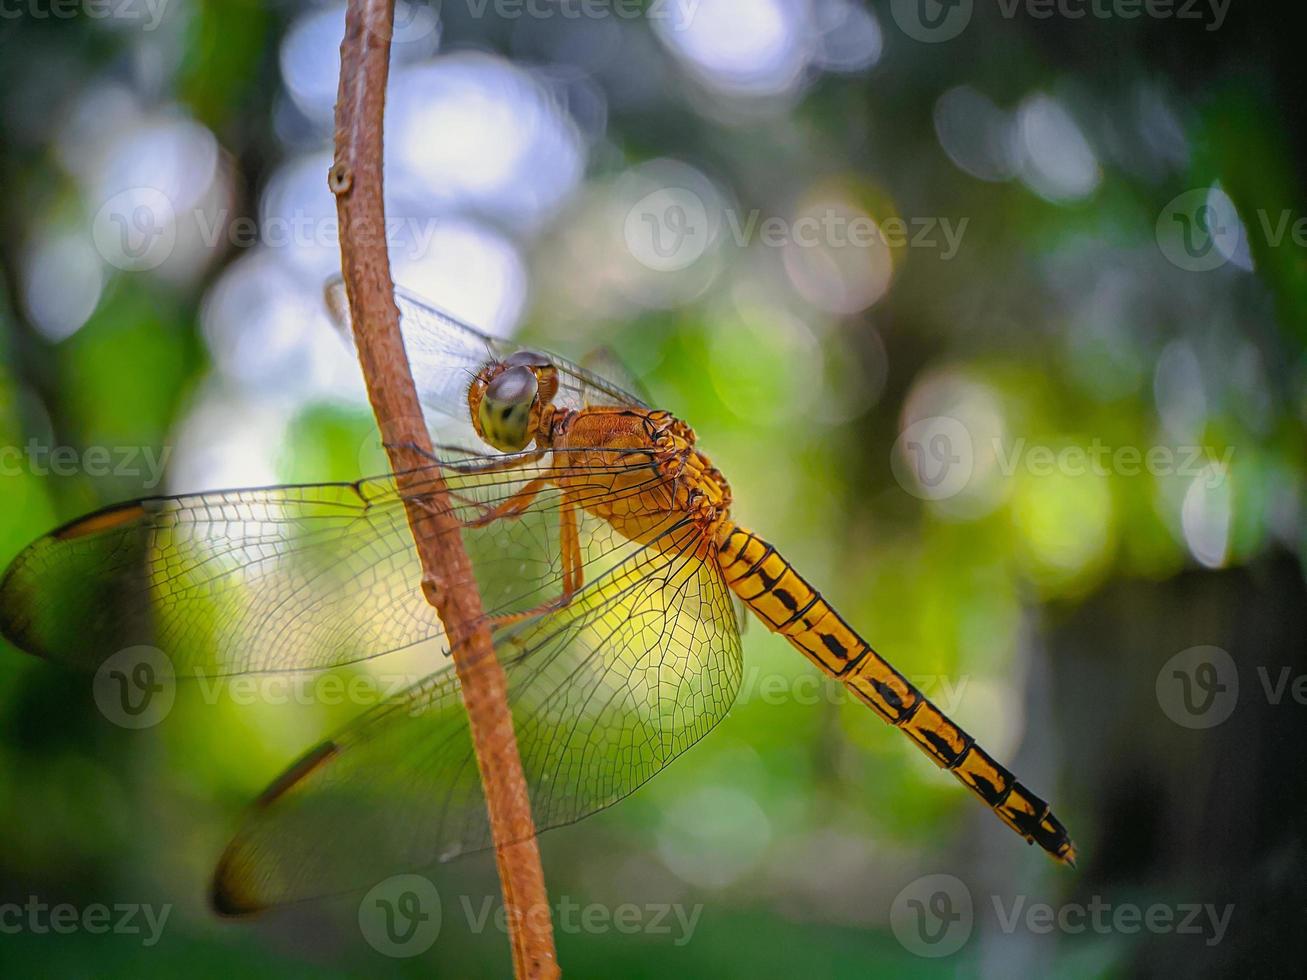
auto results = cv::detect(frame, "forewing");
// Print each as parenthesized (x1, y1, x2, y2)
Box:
(0, 452, 665, 675)
(211, 518, 743, 912)
(579, 346, 654, 408)
(325, 277, 650, 422)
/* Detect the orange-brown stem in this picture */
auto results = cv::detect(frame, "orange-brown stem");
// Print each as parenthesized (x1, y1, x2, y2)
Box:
(331, 2, 558, 976)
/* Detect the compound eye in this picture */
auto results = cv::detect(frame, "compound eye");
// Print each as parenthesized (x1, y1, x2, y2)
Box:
(485, 364, 537, 405)
(503, 349, 553, 370)
(478, 365, 538, 452)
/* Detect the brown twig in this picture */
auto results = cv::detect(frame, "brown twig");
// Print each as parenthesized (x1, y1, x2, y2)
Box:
(331, 2, 558, 976)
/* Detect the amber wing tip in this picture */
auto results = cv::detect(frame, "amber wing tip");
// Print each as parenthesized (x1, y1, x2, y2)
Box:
(209, 846, 267, 918)
(0, 555, 37, 657)
(210, 876, 259, 918)
(210, 874, 266, 918)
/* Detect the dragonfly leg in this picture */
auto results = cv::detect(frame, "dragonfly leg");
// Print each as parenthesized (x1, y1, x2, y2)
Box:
(486, 492, 584, 629)
(437, 447, 552, 515)
(463, 478, 547, 528)
(560, 493, 582, 596)
(443, 446, 547, 476)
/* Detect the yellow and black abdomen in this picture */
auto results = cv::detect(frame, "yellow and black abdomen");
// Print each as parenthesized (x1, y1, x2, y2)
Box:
(715, 521, 1077, 866)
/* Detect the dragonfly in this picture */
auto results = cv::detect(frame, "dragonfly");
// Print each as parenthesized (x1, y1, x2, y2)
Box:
(0, 278, 1076, 913)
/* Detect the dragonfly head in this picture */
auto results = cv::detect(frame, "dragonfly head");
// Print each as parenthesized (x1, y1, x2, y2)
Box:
(468, 350, 560, 452)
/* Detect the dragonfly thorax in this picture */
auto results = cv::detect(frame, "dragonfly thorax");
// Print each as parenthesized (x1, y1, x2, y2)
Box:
(640, 411, 734, 527)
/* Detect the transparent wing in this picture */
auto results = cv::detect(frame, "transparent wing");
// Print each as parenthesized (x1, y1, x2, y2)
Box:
(211, 517, 742, 912)
(325, 277, 650, 422)
(579, 346, 654, 408)
(0, 450, 668, 676)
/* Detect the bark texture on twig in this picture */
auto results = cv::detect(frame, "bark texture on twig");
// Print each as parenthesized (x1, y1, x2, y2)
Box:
(331, 3, 558, 975)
